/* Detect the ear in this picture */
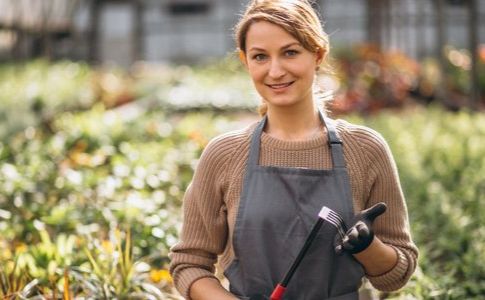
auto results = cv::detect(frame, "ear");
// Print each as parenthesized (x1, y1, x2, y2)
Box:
(315, 48, 326, 66)
(239, 50, 248, 68)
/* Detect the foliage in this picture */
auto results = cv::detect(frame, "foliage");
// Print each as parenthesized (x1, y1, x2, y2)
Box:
(329, 44, 420, 115)
(78, 228, 179, 299)
(446, 45, 485, 90)
(1, 55, 484, 298)
(130, 54, 258, 112)
(0, 60, 96, 140)
(0, 97, 242, 298)
(0, 228, 183, 299)
(347, 107, 485, 299)
(411, 45, 485, 110)
(0, 255, 40, 299)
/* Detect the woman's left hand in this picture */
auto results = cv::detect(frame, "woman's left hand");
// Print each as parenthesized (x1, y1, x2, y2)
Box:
(335, 202, 387, 254)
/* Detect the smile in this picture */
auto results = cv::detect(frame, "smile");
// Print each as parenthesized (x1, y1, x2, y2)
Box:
(266, 81, 295, 89)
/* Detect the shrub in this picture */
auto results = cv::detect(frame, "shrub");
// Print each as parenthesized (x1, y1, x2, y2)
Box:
(348, 107, 485, 299)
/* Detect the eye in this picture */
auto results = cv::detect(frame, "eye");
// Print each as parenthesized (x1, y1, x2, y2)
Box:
(285, 49, 299, 57)
(252, 54, 267, 61)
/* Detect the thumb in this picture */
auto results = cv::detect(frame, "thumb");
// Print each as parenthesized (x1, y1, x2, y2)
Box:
(362, 202, 387, 222)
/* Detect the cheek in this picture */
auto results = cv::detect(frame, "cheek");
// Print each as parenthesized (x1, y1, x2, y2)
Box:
(247, 65, 266, 84)
(295, 60, 316, 78)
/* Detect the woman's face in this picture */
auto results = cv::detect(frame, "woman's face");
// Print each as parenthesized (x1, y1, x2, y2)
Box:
(243, 21, 322, 111)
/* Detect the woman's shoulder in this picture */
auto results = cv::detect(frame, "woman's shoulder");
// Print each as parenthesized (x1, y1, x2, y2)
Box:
(334, 118, 391, 156)
(200, 121, 257, 162)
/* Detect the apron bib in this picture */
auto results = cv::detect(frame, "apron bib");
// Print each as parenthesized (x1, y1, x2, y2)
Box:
(224, 113, 364, 300)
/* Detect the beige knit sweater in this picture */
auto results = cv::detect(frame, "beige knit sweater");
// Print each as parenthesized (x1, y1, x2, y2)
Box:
(169, 118, 418, 299)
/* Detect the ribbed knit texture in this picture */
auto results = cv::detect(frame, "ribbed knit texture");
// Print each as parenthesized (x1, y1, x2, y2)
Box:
(169, 119, 418, 299)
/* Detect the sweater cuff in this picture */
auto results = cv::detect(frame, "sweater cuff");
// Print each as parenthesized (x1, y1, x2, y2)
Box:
(174, 267, 219, 300)
(366, 246, 408, 291)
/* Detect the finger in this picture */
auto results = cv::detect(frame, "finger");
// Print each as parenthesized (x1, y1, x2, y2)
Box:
(342, 240, 355, 251)
(362, 202, 387, 222)
(335, 244, 344, 255)
(347, 227, 359, 244)
(356, 221, 370, 238)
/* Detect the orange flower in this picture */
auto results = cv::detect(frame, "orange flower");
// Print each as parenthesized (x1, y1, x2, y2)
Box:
(188, 130, 208, 147)
(479, 45, 485, 63)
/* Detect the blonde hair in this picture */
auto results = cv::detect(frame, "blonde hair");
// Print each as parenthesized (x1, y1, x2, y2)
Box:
(234, 0, 331, 116)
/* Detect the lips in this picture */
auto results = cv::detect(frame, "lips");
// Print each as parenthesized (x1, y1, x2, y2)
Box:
(266, 81, 295, 89)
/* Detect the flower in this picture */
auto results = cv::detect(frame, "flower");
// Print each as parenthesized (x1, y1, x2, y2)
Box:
(101, 240, 114, 254)
(149, 269, 172, 283)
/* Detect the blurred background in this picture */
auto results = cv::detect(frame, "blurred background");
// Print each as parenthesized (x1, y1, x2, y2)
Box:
(0, 0, 484, 299)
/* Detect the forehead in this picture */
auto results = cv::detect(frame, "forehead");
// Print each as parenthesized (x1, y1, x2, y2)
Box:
(246, 21, 300, 50)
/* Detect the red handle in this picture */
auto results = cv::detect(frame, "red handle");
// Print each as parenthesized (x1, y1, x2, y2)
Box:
(270, 284, 286, 300)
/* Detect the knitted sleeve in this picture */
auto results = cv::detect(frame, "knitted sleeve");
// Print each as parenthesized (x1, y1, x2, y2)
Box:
(355, 126, 419, 291)
(169, 133, 238, 299)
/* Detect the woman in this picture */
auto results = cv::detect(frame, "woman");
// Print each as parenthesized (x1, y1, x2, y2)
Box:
(169, 1, 418, 299)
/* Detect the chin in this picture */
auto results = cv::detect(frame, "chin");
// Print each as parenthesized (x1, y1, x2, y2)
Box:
(266, 100, 301, 109)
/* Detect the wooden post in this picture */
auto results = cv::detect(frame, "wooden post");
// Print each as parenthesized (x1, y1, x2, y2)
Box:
(133, 0, 144, 62)
(40, 0, 54, 60)
(367, 0, 382, 50)
(468, 0, 479, 110)
(89, 0, 101, 63)
(402, 1, 412, 56)
(434, 0, 447, 104)
(386, 0, 392, 50)
(65, 0, 82, 61)
(415, 0, 427, 58)
(10, 0, 25, 60)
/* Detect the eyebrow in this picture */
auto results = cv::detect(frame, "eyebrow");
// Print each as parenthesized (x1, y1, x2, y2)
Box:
(248, 42, 302, 52)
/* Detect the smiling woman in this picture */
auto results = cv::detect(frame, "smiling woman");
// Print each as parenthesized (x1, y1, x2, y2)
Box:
(169, 1, 418, 299)
(242, 21, 322, 123)
(235, 0, 329, 120)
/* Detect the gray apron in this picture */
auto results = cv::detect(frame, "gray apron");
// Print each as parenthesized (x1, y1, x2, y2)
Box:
(224, 113, 364, 300)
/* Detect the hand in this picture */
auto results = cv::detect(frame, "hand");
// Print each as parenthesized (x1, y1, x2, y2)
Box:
(335, 202, 387, 254)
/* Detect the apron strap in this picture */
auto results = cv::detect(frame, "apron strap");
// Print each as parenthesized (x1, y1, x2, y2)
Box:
(248, 113, 346, 169)
(322, 115, 346, 169)
(247, 115, 267, 167)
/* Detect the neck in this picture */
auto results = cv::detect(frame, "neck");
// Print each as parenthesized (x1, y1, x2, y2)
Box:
(265, 102, 323, 141)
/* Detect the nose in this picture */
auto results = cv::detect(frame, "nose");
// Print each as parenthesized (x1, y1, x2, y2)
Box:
(268, 58, 286, 79)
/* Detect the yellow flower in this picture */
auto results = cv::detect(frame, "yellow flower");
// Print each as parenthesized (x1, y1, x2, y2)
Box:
(101, 240, 114, 254)
(150, 269, 172, 283)
(15, 243, 28, 254)
(1, 247, 13, 260)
